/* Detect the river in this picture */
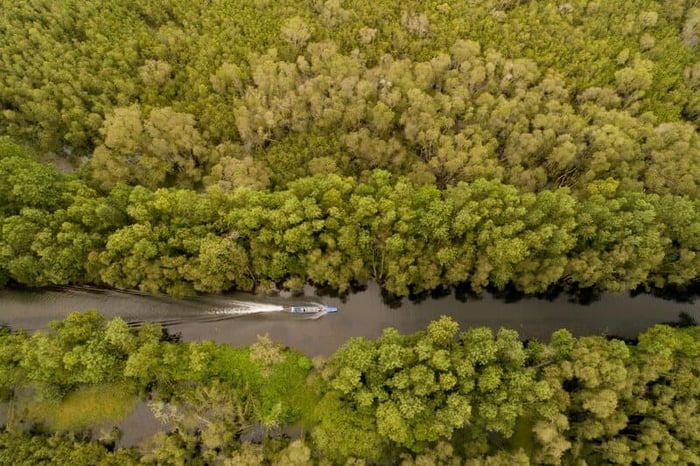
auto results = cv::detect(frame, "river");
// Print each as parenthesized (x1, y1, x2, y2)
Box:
(1, 282, 698, 356)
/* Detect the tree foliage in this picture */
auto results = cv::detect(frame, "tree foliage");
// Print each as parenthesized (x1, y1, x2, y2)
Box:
(2, 1, 700, 295)
(2, 313, 697, 465)
(3, 142, 700, 296)
(1, 0, 699, 196)
(3, 0, 700, 462)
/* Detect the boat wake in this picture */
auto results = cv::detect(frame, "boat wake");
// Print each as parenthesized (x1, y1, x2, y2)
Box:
(303, 309, 331, 320)
(210, 300, 286, 315)
(125, 302, 333, 329)
(207, 300, 336, 320)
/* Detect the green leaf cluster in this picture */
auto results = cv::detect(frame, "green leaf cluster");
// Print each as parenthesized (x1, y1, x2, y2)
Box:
(3, 140, 699, 296)
(3, 0, 700, 296)
(1, 313, 698, 464)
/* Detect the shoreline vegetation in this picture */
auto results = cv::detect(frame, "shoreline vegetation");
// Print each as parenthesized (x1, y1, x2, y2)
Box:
(2, 2, 700, 299)
(3, 0, 700, 463)
(1, 312, 698, 464)
(2, 142, 700, 299)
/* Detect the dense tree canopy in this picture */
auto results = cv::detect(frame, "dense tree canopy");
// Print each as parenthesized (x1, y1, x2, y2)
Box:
(2, 138, 699, 297)
(3, 1, 700, 155)
(1, 313, 698, 464)
(2, 1, 700, 296)
(2, 1, 699, 463)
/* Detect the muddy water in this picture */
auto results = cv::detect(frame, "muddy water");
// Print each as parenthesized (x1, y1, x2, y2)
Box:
(1, 283, 698, 356)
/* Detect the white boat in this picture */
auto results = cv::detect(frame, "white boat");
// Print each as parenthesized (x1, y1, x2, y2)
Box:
(287, 302, 339, 314)
(211, 300, 338, 316)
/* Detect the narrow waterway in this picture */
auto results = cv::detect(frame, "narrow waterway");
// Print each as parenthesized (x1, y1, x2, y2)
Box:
(1, 282, 698, 356)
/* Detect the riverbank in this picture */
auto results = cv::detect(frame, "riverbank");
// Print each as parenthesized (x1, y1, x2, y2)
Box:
(1, 310, 698, 465)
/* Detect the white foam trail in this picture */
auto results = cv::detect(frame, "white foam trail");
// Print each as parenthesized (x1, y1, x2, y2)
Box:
(210, 300, 285, 315)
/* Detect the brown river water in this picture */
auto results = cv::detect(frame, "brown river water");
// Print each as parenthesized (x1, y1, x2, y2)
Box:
(2, 282, 698, 356)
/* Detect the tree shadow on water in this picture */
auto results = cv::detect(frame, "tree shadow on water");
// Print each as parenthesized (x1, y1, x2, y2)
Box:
(453, 281, 604, 306)
(382, 285, 458, 308)
(565, 284, 602, 305)
(453, 282, 483, 303)
(312, 281, 367, 303)
(375, 279, 699, 309)
(159, 327, 182, 343)
(407, 285, 452, 305)
(660, 311, 698, 328)
(486, 283, 526, 304)
(631, 282, 700, 303)
(380, 288, 404, 309)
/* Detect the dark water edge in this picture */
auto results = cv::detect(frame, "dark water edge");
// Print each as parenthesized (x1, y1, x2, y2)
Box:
(374, 280, 700, 309)
(4, 274, 700, 306)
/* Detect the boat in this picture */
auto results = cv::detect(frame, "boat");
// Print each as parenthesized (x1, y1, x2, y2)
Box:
(210, 300, 338, 316)
(287, 302, 338, 314)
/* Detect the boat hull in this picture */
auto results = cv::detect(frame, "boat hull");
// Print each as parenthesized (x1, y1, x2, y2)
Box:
(288, 303, 338, 314)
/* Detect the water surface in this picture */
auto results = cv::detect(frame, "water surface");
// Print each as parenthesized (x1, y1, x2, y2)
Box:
(1, 283, 697, 356)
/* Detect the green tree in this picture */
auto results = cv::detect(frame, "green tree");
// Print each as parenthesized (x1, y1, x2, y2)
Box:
(314, 317, 546, 461)
(89, 106, 212, 190)
(566, 179, 666, 291)
(19, 311, 128, 398)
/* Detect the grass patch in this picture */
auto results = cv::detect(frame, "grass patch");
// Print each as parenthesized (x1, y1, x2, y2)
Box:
(29, 384, 138, 431)
(211, 345, 318, 426)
